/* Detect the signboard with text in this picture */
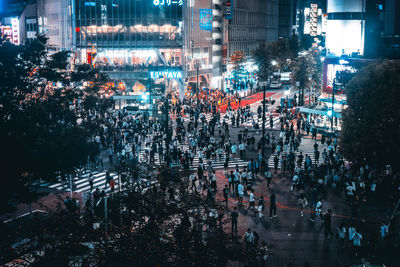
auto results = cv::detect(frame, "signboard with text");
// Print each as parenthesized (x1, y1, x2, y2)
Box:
(153, 0, 183, 6)
(225, 0, 233, 20)
(200, 9, 212, 31)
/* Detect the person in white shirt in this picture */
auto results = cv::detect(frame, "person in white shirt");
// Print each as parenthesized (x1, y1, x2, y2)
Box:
(248, 190, 255, 209)
(237, 182, 244, 204)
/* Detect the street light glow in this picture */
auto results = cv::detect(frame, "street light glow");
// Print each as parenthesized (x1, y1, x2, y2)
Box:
(271, 60, 277, 66)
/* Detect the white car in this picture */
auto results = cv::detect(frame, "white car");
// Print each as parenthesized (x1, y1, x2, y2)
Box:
(269, 81, 282, 89)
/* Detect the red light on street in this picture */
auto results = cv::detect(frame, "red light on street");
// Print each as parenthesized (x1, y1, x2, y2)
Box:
(75, 27, 80, 32)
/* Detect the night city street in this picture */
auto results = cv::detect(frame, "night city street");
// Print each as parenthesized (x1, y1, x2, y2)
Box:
(0, 0, 399, 266)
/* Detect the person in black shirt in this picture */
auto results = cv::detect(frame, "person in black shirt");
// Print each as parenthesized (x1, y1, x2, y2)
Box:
(269, 194, 277, 218)
(230, 207, 239, 233)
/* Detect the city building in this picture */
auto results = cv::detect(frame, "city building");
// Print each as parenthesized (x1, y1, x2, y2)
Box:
(323, 0, 400, 93)
(293, 0, 327, 49)
(183, 0, 213, 92)
(223, 0, 279, 58)
(278, 0, 295, 38)
(0, 0, 38, 45)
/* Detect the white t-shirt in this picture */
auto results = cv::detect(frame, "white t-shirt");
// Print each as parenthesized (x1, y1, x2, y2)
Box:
(249, 192, 255, 202)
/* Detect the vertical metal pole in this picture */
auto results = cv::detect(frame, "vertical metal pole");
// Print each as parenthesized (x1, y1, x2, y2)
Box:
(70, 174, 73, 198)
(104, 195, 108, 232)
(262, 86, 266, 160)
(196, 62, 200, 106)
(165, 99, 170, 165)
(331, 88, 335, 132)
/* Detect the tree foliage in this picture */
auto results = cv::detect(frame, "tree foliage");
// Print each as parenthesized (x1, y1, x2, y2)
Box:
(0, 36, 113, 212)
(230, 50, 247, 89)
(340, 60, 400, 169)
(1, 165, 244, 266)
(252, 34, 300, 82)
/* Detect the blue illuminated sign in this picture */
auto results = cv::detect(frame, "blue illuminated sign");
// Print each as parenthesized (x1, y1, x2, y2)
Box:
(153, 0, 183, 6)
(200, 9, 212, 32)
(150, 71, 183, 79)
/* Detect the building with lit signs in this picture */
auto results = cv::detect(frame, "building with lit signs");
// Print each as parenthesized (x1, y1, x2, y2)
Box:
(0, 0, 38, 45)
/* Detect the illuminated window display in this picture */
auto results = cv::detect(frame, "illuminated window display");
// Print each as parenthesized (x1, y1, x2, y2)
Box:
(75, 0, 183, 64)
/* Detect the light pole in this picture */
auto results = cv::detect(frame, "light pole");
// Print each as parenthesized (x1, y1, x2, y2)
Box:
(331, 84, 335, 132)
(261, 86, 266, 162)
(195, 61, 200, 106)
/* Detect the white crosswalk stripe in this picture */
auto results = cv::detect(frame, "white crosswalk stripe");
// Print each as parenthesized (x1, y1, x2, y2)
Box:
(32, 170, 119, 193)
(267, 137, 328, 169)
(181, 113, 281, 129)
(137, 143, 248, 170)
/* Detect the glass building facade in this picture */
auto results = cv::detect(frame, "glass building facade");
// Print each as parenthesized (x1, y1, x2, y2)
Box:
(75, 0, 183, 69)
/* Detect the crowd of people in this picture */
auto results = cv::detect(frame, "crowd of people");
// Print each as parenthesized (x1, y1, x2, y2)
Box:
(74, 89, 397, 264)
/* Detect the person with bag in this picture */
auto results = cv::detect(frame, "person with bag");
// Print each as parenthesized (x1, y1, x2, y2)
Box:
(244, 228, 255, 254)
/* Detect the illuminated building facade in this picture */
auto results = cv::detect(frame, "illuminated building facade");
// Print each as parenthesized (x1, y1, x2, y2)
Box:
(74, 0, 184, 94)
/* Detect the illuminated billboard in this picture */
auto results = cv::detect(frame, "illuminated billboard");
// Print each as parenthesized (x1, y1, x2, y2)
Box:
(326, 19, 364, 56)
(199, 9, 212, 32)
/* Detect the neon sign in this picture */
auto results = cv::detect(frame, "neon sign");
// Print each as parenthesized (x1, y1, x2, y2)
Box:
(153, 0, 183, 6)
(150, 71, 183, 79)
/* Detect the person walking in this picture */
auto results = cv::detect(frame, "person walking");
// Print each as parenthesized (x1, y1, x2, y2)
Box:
(258, 196, 265, 219)
(297, 194, 308, 216)
(88, 172, 94, 191)
(310, 199, 322, 222)
(104, 171, 112, 189)
(269, 194, 277, 218)
(248, 189, 255, 210)
(222, 185, 230, 206)
(337, 223, 346, 248)
(322, 209, 333, 239)
(237, 182, 245, 205)
(230, 207, 239, 234)
(353, 230, 362, 256)
(244, 228, 255, 254)
(265, 168, 273, 189)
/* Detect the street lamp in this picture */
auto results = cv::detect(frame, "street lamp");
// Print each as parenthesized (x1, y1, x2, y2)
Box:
(195, 61, 200, 106)
(271, 60, 277, 66)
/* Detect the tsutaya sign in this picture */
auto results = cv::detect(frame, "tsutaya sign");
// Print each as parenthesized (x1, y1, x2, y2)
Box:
(150, 70, 183, 79)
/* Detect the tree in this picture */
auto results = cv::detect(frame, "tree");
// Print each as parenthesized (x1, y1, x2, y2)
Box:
(0, 165, 245, 266)
(0, 36, 112, 212)
(252, 34, 300, 83)
(230, 50, 247, 91)
(291, 53, 317, 105)
(340, 60, 400, 170)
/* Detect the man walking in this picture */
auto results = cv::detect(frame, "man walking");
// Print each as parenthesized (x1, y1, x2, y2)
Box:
(230, 207, 239, 234)
(269, 194, 277, 218)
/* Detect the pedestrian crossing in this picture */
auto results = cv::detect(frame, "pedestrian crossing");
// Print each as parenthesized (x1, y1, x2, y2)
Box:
(267, 137, 327, 169)
(32, 170, 119, 193)
(32, 153, 249, 193)
(137, 143, 248, 170)
(182, 112, 282, 129)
